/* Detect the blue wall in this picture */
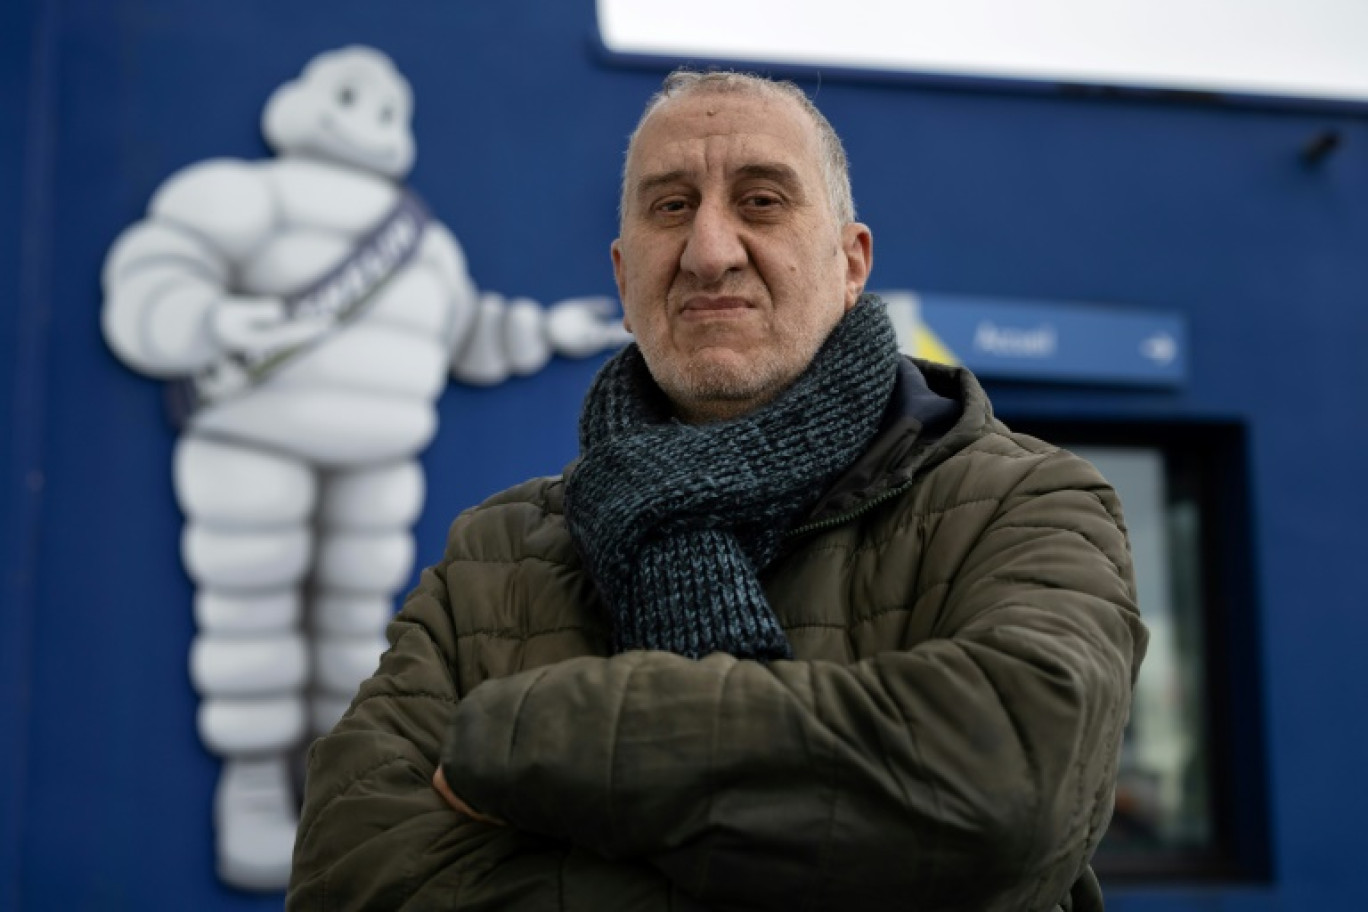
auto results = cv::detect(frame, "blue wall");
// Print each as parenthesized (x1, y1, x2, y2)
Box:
(3, 0, 1366, 908)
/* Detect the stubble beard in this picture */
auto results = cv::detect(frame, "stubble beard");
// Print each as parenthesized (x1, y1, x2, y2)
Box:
(642, 319, 834, 423)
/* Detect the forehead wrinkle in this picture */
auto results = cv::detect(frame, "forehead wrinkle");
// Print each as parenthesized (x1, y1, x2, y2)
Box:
(633, 160, 806, 196)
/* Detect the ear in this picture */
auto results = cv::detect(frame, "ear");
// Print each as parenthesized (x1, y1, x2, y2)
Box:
(611, 238, 631, 331)
(840, 222, 873, 311)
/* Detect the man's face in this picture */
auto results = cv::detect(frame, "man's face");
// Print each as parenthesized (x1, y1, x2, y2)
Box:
(612, 89, 872, 423)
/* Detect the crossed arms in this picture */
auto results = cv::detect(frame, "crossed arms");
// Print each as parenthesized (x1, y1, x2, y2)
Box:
(288, 452, 1145, 911)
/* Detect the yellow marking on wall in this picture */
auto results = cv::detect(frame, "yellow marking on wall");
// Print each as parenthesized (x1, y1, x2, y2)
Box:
(912, 323, 958, 365)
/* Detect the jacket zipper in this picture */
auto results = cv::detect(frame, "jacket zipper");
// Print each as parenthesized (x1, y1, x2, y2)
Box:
(785, 476, 916, 540)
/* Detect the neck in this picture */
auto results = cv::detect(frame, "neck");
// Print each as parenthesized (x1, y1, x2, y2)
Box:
(671, 376, 801, 424)
(674, 397, 761, 424)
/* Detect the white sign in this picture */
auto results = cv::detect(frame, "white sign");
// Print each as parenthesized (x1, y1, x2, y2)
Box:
(599, 0, 1368, 103)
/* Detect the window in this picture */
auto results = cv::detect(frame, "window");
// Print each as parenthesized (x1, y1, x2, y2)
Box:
(1006, 420, 1270, 882)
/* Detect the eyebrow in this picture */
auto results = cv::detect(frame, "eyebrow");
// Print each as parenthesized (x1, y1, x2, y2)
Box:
(632, 162, 809, 203)
(734, 163, 804, 196)
(634, 169, 691, 199)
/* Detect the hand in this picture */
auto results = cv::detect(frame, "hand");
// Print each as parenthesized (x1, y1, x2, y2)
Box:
(545, 296, 634, 358)
(433, 766, 505, 826)
(210, 296, 332, 353)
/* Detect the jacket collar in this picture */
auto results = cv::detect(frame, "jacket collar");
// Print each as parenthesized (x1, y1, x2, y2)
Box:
(794, 357, 980, 529)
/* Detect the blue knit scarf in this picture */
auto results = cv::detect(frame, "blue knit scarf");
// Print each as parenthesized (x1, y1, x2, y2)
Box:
(564, 296, 899, 661)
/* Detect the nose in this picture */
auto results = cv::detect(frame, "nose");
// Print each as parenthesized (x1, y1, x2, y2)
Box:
(679, 199, 747, 286)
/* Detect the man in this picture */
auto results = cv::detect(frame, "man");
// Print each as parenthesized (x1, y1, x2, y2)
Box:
(289, 70, 1147, 911)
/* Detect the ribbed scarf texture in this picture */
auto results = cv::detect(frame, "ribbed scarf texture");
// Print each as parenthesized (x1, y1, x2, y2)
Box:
(564, 296, 900, 661)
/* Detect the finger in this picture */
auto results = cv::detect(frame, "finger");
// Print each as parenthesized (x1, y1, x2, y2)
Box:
(432, 767, 506, 826)
(432, 767, 459, 808)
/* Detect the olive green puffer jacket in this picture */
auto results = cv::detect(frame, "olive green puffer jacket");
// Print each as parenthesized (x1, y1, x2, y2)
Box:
(288, 359, 1147, 912)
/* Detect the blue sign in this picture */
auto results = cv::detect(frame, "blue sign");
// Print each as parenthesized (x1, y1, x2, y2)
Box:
(880, 291, 1187, 388)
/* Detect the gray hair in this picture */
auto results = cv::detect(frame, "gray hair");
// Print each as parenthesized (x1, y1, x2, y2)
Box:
(620, 69, 856, 226)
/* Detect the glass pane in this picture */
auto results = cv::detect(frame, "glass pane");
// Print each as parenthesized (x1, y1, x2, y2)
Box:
(1070, 446, 1214, 860)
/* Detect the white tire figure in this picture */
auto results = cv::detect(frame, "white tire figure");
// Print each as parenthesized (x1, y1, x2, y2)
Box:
(100, 46, 629, 892)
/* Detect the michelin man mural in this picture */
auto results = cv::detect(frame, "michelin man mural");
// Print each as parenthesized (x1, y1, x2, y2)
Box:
(101, 46, 628, 891)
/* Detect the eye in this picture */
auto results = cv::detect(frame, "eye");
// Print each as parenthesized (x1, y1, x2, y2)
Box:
(337, 86, 356, 107)
(744, 190, 787, 217)
(652, 197, 692, 217)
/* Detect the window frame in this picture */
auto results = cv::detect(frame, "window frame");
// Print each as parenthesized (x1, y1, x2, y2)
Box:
(1001, 417, 1271, 884)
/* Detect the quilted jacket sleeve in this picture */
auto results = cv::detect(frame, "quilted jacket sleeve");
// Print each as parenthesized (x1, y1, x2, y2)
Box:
(440, 447, 1147, 912)
(286, 563, 688, 911)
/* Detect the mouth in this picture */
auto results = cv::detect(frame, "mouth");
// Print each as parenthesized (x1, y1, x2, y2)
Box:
(678, 296, 754, 320)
